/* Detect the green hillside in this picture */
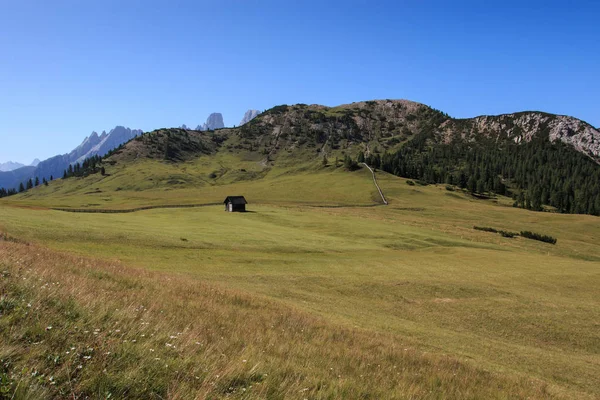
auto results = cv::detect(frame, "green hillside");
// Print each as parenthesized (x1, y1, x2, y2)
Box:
(1, 169, 599, 398)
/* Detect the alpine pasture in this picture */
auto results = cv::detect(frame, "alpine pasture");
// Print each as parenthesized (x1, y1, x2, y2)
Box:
(1, 159, 599, 399)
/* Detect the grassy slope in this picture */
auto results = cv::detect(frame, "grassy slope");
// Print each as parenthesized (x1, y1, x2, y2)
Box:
(1, 157, 599, 398)
(0, 241, 552, 399)
(7, 153, 381, 209)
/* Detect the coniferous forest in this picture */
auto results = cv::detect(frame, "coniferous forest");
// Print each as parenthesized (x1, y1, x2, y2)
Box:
(367, 133, 600, 216)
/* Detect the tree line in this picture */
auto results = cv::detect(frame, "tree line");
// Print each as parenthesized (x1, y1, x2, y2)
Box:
(0, 155, 105, 199)
(364, 133, 600, 216)
(62, 155, 104, 179)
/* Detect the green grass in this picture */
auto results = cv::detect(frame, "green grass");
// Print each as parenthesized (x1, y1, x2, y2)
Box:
(1, 156, 599, 398)
(7, 153, 382, 209)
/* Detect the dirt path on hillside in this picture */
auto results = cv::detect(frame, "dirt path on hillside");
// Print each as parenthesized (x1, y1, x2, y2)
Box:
(362, 163, 388, 205)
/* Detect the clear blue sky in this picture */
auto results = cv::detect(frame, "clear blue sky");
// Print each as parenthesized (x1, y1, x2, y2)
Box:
(1, 0, 598, 164)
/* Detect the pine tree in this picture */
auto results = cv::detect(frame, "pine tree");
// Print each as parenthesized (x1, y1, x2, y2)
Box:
(467, 176, 476, 193)
(34, 177, 39, 187)
(19, 182, 25, 193)
(26, 178, 33, 190)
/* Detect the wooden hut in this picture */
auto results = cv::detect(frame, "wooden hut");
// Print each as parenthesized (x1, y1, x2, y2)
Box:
(223, 196, 247, 212)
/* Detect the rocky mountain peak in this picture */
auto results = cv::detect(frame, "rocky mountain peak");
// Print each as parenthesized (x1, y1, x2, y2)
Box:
(204, 113, 224, 130)
(239, 110, 260, 126)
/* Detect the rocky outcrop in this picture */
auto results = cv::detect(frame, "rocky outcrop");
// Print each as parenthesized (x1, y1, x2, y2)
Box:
(440, 112, 600, 161)
(197, 113, 225, 131)
(239, 110, 260, 126)
(238, 100, 600, 164)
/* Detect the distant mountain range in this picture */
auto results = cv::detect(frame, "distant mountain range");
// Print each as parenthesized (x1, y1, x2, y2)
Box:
(0, 109, 260, 191)
(0, 126, 142, 190)
(0, 159, 39, 172)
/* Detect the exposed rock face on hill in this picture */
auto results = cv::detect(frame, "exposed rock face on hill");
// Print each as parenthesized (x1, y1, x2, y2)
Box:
(239, 110, 260, 126)
(30, 158, 40, 167)
(441, 113, 600, 160)
(230, 100, 600, 163)
(230, 100, 445, 158)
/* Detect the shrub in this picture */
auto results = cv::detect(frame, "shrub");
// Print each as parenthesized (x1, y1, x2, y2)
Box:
(474, 226, 518, 238)
(520, 231, 557, 245)
(406, 180, 415, 186)
(474, 226, 498, 233)
(445, 185, 455, 191)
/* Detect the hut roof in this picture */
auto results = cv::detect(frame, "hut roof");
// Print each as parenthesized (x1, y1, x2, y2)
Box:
(223, 196, 247, 205)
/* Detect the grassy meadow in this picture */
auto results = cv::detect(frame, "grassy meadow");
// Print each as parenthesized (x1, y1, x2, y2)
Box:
(1, 158, 599, 399)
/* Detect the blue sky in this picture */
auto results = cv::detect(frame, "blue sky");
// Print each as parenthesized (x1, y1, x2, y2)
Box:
(1, 0, 598, 164)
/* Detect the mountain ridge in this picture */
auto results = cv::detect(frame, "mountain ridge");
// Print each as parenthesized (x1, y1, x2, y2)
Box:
(98, 99, 599, 168)
(0, 126, 141, 190)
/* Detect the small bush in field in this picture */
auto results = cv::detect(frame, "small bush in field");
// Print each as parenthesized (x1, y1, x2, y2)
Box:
(474, 226, 498, 233)
(474, 226, 518, 239)
(520, 231, 557, 244)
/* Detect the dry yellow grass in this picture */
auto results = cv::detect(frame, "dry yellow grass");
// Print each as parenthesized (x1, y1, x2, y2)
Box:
(0, 240, 553, 399)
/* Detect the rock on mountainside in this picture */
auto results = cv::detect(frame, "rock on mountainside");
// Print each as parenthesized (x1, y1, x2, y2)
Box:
(30, 158, 40, 167)
(232, 100, 600, 164)
(441, 112, 600, 160)
(0, 161, 25, 172)
(195, 113, 225, 131)
(239, 110, 260, 126)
